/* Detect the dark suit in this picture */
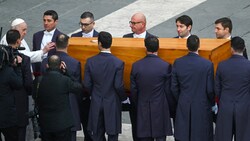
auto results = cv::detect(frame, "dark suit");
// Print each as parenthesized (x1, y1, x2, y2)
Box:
(123, 31, 156, 38)
(14, 53, 32, 141)
(215, 55, 250, 141)
(41, 51, 82, 141)
(169, 36, 187, 120)
(71, 30, 99, 37)
(122, 31, 157, 141)
(171, 52, 214, 141)
(84, 52, 126, 141)
(71, 30, 98, 141)
(0, 65, 23, 141)
(130, 54, 173, 141)
(36, 69, 82, 141)
(32, 29, 62, 77)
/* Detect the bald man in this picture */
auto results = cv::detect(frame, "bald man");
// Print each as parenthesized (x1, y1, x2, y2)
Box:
(123, 13, 157, 141)
(123, 12, 156, 38)
(0, 18, 54, 63)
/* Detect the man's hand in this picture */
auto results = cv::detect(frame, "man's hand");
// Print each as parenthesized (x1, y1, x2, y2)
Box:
(60, 61, 67, 73)
(16, 55, 22, 64)
(12, 55, 22, 66)
(42, 42, 55, 54)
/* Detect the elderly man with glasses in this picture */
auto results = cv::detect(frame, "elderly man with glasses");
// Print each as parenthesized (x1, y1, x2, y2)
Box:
(122, 12, 157, 141)
(123, 12, 156, 38)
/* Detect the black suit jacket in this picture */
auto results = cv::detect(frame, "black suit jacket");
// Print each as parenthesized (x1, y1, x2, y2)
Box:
(84, 52, 126, 134)
(130, 54, 173, 137)
(71, 30, 99, 37)
(14, 53, 32, 127)
(171, 52, 214, 141)
(40, 51, 82, 131)
(0, 66, 23, 128)
(123, 31, 157, 38)
(36, 70, 82, 132)
(32, 29, 63, 76)
(215, 55, 250, 141)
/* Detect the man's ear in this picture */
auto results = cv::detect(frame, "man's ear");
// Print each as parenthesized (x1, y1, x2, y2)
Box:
(231, 47, 236, 54)
(98, 41, 102, 49)
(98, 41, 101, 46)
(188, 25, 192, 32)
(16, 39, 22, 46)
(225, 27, 230, 33)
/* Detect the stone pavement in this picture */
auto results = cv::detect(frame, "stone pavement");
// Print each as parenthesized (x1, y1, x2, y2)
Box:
(76, 123, 175, 141)
(75, 123, 217, 141)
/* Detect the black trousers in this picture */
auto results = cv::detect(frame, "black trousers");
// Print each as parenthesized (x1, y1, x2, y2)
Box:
(138, 136, 166, 141)
(122, 102, 138, 141)
(41, 127, 71, 141)
(0, 126, 18, 141)
(80, 98, 93, 141)
(91, 106, 117, 141)
(71, 131, 76, 141)
(17, 126, 26, 141)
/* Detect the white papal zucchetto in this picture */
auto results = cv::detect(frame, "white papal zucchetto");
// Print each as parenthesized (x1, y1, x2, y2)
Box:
(11, 18, 25, 27)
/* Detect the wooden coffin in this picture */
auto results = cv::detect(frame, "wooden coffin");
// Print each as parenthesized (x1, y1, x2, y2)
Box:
(68, 37, 231, 90)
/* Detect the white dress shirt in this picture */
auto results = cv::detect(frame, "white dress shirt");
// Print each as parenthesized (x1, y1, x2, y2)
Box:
(100, 50, 111, 53)
(179, 33, 191, 39)
(82, 29, 94, 37)
(41, 29, 56, 59)
(133, 31, 147, 38)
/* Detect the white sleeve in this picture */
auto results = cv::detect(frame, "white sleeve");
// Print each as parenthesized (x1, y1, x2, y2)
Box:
(1, 36, 44, 63)
(0, 35, 8, 45)
(19, 50, 43, 63)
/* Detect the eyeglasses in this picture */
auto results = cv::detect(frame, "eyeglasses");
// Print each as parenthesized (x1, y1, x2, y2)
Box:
(79, 22, 93, 27)
(129, 21, 142, 25)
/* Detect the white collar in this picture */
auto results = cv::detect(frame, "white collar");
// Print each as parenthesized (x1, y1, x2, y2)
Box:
(82, 29, 94, 37)
(133, 31, 146, 38)
(101, 50, 111, 53)
(190, 51, 199, 55)
(227, 35, 232, 39)
(44, 28, 56, 35)
(179, 33, 191, 39)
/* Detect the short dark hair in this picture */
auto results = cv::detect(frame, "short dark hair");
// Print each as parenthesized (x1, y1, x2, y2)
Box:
(144, 36, 159, 52)
(215, 17, 232, 33)
(56, 34, 69, 49)
(176, 15, 193, 29)
(48, 55, 61, 69)
(187, 35, 200, 51)
(80, 11, 94, 21)
(231, 36, 245, 53)
(44, 10, 58, 21)
(98, 31, 112, 49)
(6, 29, 20, 45)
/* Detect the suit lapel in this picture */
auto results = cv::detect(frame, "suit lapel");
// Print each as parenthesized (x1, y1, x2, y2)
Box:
(37, 31, 44, 50)
(52, 29, 60, 42)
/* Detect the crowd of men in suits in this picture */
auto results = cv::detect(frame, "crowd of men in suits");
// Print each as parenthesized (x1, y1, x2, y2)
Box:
(0, 9, 249, 141)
